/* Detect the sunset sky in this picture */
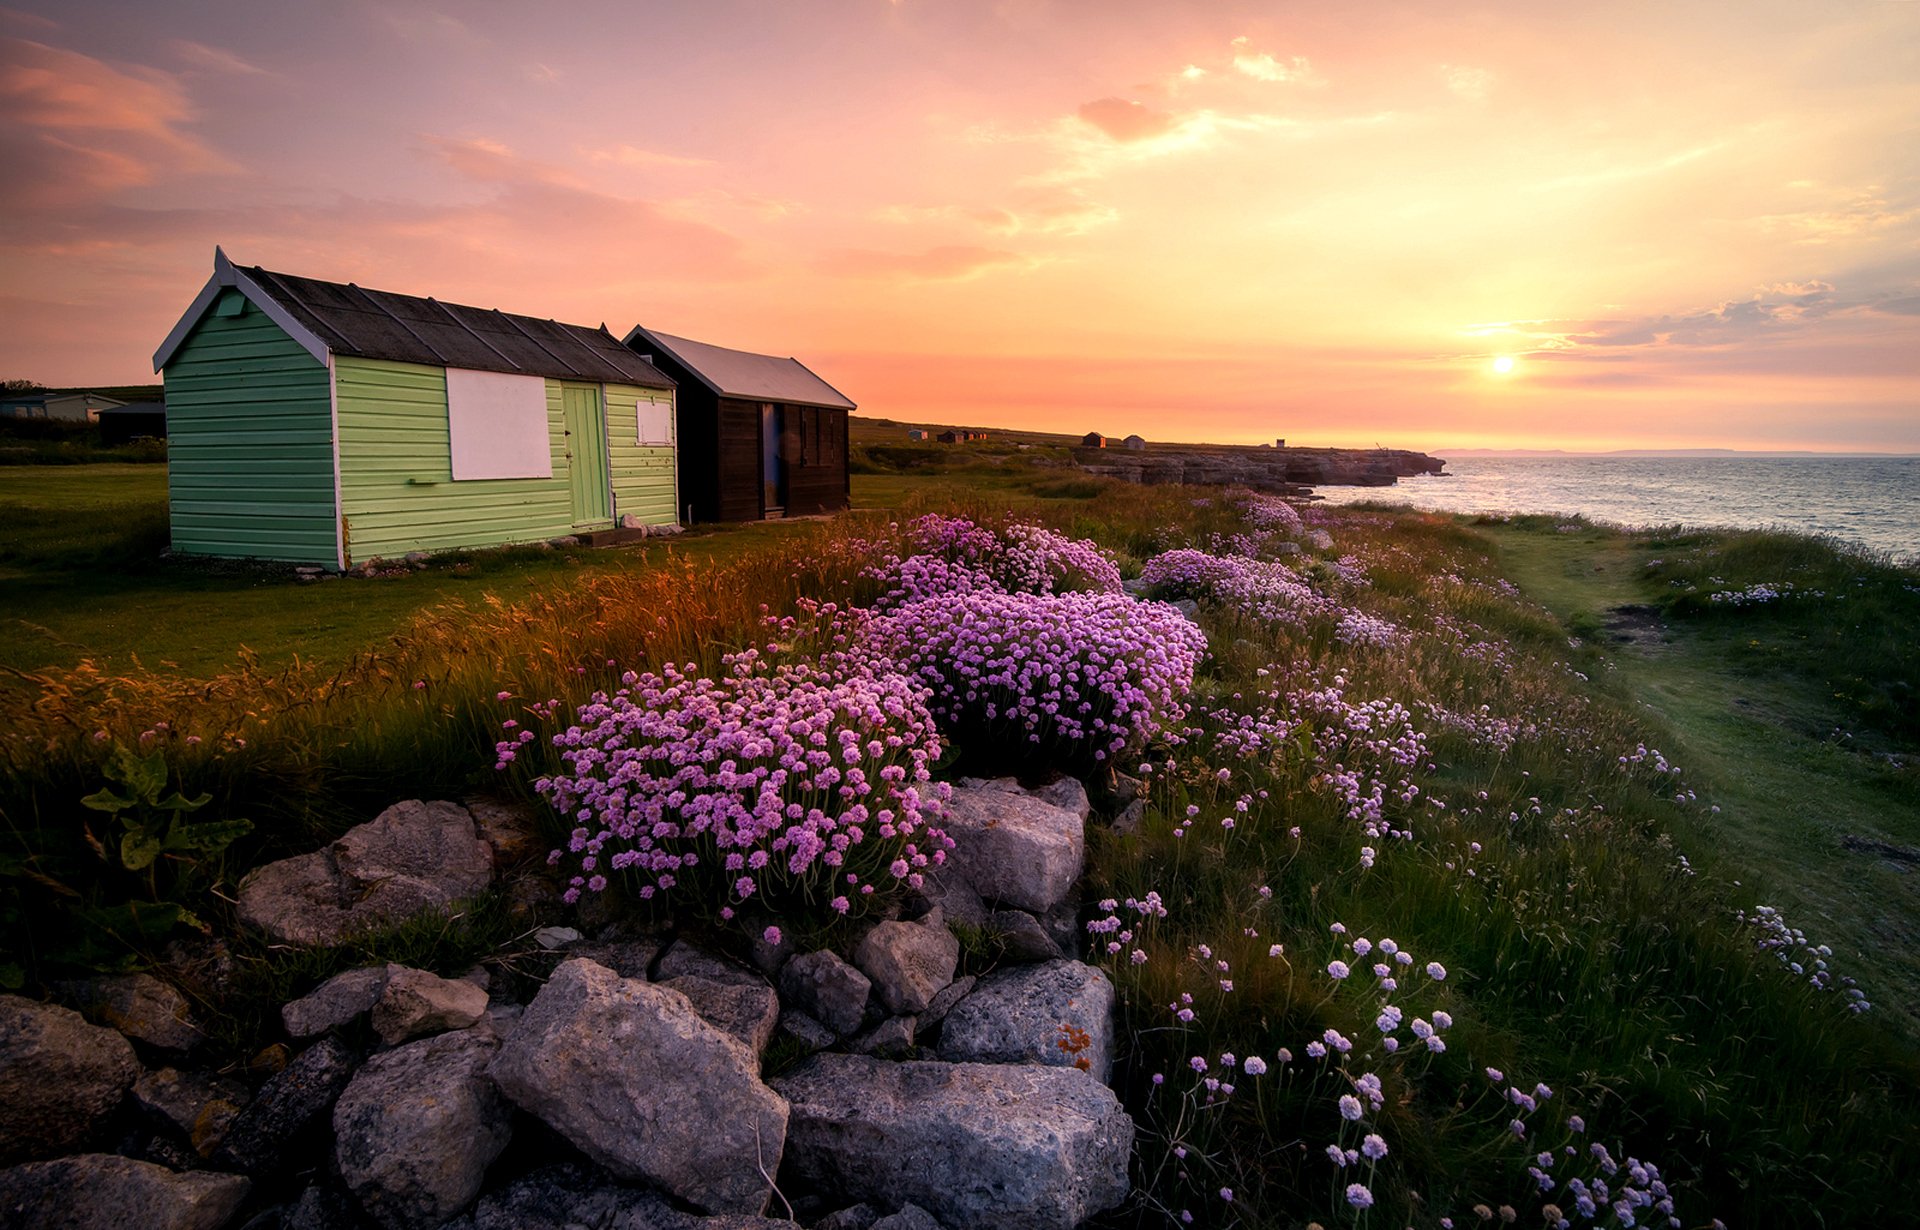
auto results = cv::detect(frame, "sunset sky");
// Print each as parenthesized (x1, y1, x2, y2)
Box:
(3, 1, 1917, 451)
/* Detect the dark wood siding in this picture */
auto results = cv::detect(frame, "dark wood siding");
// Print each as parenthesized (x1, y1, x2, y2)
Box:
(622, 334, 847, 522)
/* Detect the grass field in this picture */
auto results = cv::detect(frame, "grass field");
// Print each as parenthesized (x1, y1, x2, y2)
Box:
(2, 461, 1917, 1225)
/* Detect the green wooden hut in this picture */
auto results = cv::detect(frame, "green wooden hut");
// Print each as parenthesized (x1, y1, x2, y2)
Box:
(153, 248, 679, 568)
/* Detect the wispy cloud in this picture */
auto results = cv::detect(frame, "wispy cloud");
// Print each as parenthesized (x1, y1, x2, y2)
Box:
(1230, 37, 1318, 85)
(168, 39, 268, 76)
(817, 244, 1035, 281)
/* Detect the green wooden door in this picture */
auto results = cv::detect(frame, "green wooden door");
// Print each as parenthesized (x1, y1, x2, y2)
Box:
(562, 384, 611, 526)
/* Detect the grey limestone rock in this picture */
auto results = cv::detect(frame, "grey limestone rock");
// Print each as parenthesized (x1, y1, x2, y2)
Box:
(370, 966, 488, 1045)
(60, 972, 204, 1052)
(985, 909, 1061, 964)
(235, 800, 494, 947)
(444, 1162, 794, 1230)
(913, 974, 976, 1033)
(0, 994, 140, 1163)
(0, 1153, 250, 1230)
(1029, 776, 1092, 823)
(940, 784, 1084, 914)
(852, 914, 958, 1015)
(778, 1010, 839, 1054)
(778, 950, 871, 1037)
(664, 975, 782, 1055)
(133, 1067, 250, 1157)
(212, 1036, 359, 1176)
(281, 967, 389, 1039)
(937, 960, 1116, 1082)
(849, 1014, 916, 1059)
(772, 1055, 1132, 1230)
(332, 1026, 511, 1229)
(489, 959, 788, 1216)
(870, 1206, 944, 1230)
(656, 939, 764, 987)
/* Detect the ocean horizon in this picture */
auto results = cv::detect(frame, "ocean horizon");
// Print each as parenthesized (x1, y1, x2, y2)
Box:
(1312, 454, 1920, 562)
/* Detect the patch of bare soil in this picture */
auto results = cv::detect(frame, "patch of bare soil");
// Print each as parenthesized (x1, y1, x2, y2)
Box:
(1602, 604, 1670, 651)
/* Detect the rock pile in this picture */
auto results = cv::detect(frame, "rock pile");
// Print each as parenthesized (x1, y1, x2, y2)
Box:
(0, 785, 1136, 1229)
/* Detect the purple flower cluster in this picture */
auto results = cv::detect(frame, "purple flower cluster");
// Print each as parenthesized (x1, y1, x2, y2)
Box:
(1335, 610, 1410, 650)
(537, 651, 950, 915)
(868, 589, 1206, 769)
(1139, 547, 1335, 626)
(866, 514, 1122, 607)
(1736, 904, 1871, 1011)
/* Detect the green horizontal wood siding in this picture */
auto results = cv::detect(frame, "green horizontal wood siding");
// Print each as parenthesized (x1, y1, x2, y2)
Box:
(335, 357, 573, 563)
(162, 289, 336, 563)
(605, 383, 678, 526)
(335, 362, 678, 563)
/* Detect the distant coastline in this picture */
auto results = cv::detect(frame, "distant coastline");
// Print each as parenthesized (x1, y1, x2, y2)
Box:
(1438, 447, 1920, 459)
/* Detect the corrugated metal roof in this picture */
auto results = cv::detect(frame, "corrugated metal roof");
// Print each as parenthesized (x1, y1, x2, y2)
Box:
(241, 266, 675, 389)
(626, 326, 855, 410)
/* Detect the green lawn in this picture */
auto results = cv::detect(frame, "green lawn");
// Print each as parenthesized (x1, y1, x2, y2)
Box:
(1484, 519, 1920, 1038)
(0, 465, 840, 677)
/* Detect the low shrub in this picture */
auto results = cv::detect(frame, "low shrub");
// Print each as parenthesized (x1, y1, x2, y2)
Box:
(533, 650, 950, 925)
(867, 588, 1206, 774)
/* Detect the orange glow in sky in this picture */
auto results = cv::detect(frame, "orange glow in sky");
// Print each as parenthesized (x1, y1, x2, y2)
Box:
(2, 1, 1916, 452)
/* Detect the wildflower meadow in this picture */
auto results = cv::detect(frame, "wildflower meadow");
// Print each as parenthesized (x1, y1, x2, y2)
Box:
(2, 479, 1917, 1227)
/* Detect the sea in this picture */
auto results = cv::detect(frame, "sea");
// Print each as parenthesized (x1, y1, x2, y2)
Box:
(1311, 455, 1920, 563)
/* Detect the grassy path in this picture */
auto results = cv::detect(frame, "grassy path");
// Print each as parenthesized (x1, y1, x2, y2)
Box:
(1484, 521, 1920, 1039)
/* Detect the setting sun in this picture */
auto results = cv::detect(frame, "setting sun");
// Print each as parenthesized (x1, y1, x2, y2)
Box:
(1491, 355, 1517, 376)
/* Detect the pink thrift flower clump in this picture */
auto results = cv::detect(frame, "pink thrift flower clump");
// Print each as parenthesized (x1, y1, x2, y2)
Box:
(869, 589, 1206, 772)
(866, 514, 1123, 607)
(537, 650, 951, 918)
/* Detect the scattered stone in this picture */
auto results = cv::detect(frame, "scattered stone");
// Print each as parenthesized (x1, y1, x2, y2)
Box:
(443, 1161, 788, 1230)
(235, 801, 494, 947)
(853, 914, 959, 1015)
(850, 1015, 916, 1059)
(1110, 798, 1147, 838)
(273, 1183, 366, 1230)
(985, 910, 1060, 964)
(60, 972, 204, 1052)
(779, 951, 872, 1037)
(907, 870, 987, 931)
(1272, 540, 1301, 555)
(938, 960, 1116, 1081)
(489, 959, 789, 1215)
(941, 784, 1085, 913)
(1305, 528, 1334, 551)
(533, 925, 581, 950)
(871, 1205, 944, 1230)
(1171, 598, 1201, 621)
(812, 1203, 880, 1230)
(548, 536, 580, 548)
(914, 975, 976, 1033)
(773, 1055, 1132, 1230)
(0, 1153, 249, 1230)
(778, 1010, 840, 1055)
(464, 797, 544, 866)
(652, 524, 685, 537)
(333, 1027, 512, 1229)
(0, 995, 140, 1163)
(567, 937, 661, 980)
(282, 967, 390, 1039)
(663, 976, 782, 1055)
(1030, 776, 1092, 823)
(133, 1067, 251, 1157)
(371, 966, 488, 1046)
(1038, 895, 1084, 959)
(656, 939, 764, 987)
(213, 1036, 360, 1176)
(1121, 577, 1151, 596)
(749, 926, 797, 977)
(1105, 771, 1144, 807)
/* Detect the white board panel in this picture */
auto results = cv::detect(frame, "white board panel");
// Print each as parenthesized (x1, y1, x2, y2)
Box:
(636, 398, 673, 446)
(446, 368, 553, 480)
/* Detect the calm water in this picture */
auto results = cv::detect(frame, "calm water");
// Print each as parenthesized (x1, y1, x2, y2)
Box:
(1312, 455, 1920, 562)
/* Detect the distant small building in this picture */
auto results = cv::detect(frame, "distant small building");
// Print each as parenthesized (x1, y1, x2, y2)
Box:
(1122, 434, 1146, 451)
(98, 401, 167, 446)
(906, 428, 928, 441)
(1081, 432, 1106, 448)
(936, 430, 961, 444)
(1276, 438, 1286, 448)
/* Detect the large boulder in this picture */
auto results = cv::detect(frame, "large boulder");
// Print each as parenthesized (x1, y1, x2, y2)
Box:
(236, 801, 493, 947)
(0, 1153, 249, 1230)
(281, 967, 390, 1039)
(0, 995, 140, 1163)
(60, 973, 204, 1052)
(853, 914, 958, 1015)
(938, 960, 1116, 1082)
(370, 966, 488, 1045)
(940, 783, 1084, 913)
(773, 1055, 1132, 1230)
(333, 1027, 512, 1229)
(212, 1036, 359, 1176)
(489, 959, 788, 1216)
(778, 950, 871, 1037)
